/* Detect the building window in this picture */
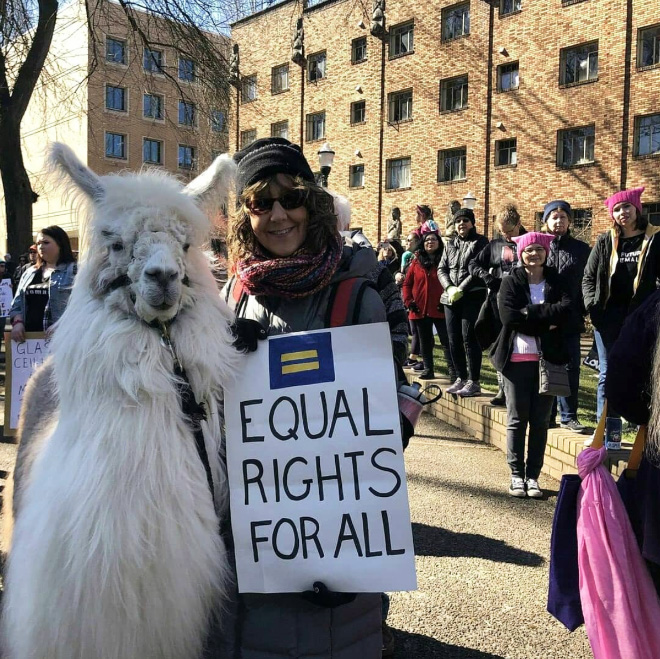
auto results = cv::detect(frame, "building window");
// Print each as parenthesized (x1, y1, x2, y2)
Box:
(634, 113, 660, 157)
(386, 158, 411, 189)
(438, 148, 467, 182)
(271, 64, 289, 94)
(440, 75, 468, 111)
(638, 24, 660, 68)
(643, 203, 660, 227)
(143, 93, 163, 120)
(144, 48, 164, 73)
(498, 61, 519, 91)
(500, 0, 521, 15)
(178, 100, 196, 127)
(271, 121, 289, 139)
(349, 164, 365, 188)
(105, 85, 126, 112)
(560, 42, 598, 85)
(143, 139, 163, 165)
(178, 145, 196, 170)
(388, 89, 413, 123)
(211, 110, 225, 133)
(351, 100, 366, 124)
(105, 132, 126, 159)
(306, 111, 326, 141)
(106, 38, 126, 64)
(240, 129, 257, 148)
(308, 52, 326, 82)
(178, 57, 195, 81)
(389, 21, 414, 58)
(557, 125, 595, 167)
(352, 37, 367, 64)
(241, 75, 257, 103)
(495, 138, 517, 166)
(571, 208, 593, 243)
(442, 3, 470, 42)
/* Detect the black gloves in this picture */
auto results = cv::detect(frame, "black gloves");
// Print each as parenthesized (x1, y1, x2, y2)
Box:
(408, 302, 421, 314)
(302, 582, 357, 608)
(231, 318, 267, 352)
(487, 278, 501, 292)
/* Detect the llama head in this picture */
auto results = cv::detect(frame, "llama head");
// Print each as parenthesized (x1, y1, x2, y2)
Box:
(48, 143, 235, 324)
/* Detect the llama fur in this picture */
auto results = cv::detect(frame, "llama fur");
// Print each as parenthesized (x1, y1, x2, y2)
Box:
(2, 145, 241, 659)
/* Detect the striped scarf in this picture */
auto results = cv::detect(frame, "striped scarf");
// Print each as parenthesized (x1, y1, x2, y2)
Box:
(236, 233, 344, 298)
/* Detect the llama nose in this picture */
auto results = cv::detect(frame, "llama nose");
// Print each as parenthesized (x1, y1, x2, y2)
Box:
(144, 267, 179, 287)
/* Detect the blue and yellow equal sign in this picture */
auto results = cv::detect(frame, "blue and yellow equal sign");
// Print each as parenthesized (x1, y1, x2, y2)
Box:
(269, 332, 335, 390)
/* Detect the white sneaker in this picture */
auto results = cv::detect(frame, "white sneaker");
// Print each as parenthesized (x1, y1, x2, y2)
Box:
(526, 479, 543, 499)
(457, 380, 481, 397)
(445, 378, 465, 394)
(509, 476, 526, 498)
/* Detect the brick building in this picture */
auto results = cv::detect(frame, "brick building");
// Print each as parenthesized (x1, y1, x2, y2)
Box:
(230, 0, 660, 244)
(1, 0, 229, 250)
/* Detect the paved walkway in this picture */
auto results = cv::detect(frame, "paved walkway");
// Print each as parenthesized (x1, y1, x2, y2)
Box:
(388, 412, 592, 659)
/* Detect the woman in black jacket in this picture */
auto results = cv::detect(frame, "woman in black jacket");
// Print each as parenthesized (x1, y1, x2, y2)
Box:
(491, 232, 571, 499)
(438, 208, 488, 397)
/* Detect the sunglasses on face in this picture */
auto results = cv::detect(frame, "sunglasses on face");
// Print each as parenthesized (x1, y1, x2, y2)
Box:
(247, 189, 308, 215)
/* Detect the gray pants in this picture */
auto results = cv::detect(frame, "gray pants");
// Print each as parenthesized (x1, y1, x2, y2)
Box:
(502, 361, 553, 479)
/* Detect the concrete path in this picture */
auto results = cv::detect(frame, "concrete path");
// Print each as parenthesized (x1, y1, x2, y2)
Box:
(388, 411, 592, 658)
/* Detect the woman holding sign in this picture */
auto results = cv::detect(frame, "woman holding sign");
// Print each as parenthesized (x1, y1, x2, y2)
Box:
(219, 138, 395, 658)
(10, 226, 77, 341)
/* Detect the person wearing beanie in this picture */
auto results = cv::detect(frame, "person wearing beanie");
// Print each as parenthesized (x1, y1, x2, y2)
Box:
(220, 137, 407, 659)
(542, 200, 591, 434)
(583, 185, 660, 423)
(438, 207, 488, 397)
(469, 202, 527, 406)
(490, 232, 572, 498)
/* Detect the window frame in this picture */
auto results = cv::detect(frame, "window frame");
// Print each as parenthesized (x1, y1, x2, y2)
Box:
(497, 61, 520, 92)
(241, 75, 258, 103)
(439, 74, 469, 112)
(385, 157, 411, 190)
(499, 0, 522, 16)
(271, 63, 290, 94)
(178, 100, 197, 127)
(389, 21, 414, 59)
(442, 3, 470, 42)
(177, 144, 196, 170)
(105, 132, 127, 160)
(437, 147, 467, 182)
(143, 93, 164, 121)
(305, 111, 326, 142)
(352, 37, 367, 64)
(143, 47, 164, 74)
(308, 51, 327, 82)
(637, 24, 660, 70)
(142, 138, 163, 165)
(240, 129, 257, 148)
(388, 89, 413, 124)
(349, 164, 365, 188)
(556, 124, 596, 168)
(633, 113, 660, 158)
(643, 202, 660, 227)
(178, 57, 196, 82)
(105, 84, 127, 112)
(271, 120, 289, 139)
(495, 138, 517, 167)
(211, 109, 226, 133)
(559, 41, 599, 87)
(350, 100, 366, 125)
(106, 37, 127, 65)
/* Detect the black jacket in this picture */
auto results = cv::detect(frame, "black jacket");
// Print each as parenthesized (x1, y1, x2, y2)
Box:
(490, 266, 572, 372)
(468, 227, 526, 289)
(546, 231, 591, 333)
(438, 227, 488, 294)
(582, 226, 660, 326)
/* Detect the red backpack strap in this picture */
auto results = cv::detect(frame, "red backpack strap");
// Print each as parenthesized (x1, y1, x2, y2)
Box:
(225, 276, 248, 316)
(325, 277, 372, 327)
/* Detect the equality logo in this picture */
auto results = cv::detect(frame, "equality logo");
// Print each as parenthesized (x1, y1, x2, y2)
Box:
(268, 332, 335, 390)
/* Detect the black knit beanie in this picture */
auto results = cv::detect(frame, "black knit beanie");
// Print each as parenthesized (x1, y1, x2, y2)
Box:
(233, 137, 315, 195)
(453, 208, 475, 225)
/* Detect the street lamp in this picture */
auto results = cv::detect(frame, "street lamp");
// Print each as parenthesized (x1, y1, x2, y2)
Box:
(462, 191, 477, 210)
(317, 142, 336, 187)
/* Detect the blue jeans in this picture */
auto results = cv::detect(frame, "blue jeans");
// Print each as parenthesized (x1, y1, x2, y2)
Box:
(557, 333, 582, 423)
(594, 314, 626, 421)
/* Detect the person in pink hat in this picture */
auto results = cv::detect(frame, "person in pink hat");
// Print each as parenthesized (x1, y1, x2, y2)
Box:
(582, 186, 660, 422)
(490, 232, 572, 498)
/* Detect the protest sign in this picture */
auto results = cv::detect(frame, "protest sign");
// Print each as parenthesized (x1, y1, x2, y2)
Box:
(225, 322, 417, 594)
(0, 279, 12, 316)
(4, 333, 51, 435)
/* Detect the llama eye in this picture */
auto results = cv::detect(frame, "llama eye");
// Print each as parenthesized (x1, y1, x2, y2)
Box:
(183, 243, 190, 252)
(111, 242, 123, 252)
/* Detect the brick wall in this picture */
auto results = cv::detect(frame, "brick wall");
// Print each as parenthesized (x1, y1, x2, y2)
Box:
(230, 0, 660, 245)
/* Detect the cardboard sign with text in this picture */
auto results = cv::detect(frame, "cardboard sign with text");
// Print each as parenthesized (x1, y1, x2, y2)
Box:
(0, 279, 13, 317)
(225, 323, 417, 594)
(4, 333, 51, 435)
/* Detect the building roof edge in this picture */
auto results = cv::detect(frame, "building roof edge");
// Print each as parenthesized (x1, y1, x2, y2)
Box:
(230, 0, 298, 28)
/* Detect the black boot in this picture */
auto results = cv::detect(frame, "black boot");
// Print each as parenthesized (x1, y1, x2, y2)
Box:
(418, 370, 436, 380)
(490, 387, 506, 406)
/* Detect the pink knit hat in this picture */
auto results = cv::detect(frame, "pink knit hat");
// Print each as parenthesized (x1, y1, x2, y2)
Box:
(605, 186, 644, 218)
(511, 231, 555, 254)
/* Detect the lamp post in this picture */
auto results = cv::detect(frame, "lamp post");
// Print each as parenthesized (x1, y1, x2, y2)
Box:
(317, 142, 336, 187)
(462, 191, 477, 210)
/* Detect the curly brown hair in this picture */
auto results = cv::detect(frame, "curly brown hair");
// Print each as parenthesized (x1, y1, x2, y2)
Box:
(495, 203, 520, 228)
(228, 174, 340, 263)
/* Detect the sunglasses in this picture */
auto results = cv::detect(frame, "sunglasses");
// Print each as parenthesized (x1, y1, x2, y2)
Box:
(247, 189, 308, 215)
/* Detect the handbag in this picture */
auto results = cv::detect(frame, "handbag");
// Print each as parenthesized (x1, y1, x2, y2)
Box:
(536, 339, 571, 397)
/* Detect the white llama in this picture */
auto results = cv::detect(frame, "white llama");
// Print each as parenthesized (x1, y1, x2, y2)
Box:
(2, 143, 241, 659)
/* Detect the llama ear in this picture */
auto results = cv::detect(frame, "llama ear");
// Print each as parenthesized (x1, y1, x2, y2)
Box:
(48, 143, 105, 201)
(183, 153, 236, 209)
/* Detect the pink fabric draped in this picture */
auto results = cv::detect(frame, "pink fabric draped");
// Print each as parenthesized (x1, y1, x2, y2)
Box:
(577, 446, 660, 659)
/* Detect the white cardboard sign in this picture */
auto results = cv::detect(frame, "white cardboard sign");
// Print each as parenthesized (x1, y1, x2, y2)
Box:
(0, 279, 13, 316)
(225, 323, 417, 594)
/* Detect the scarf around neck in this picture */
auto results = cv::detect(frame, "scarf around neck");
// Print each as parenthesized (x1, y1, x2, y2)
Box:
(236, 233, 345, 298)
